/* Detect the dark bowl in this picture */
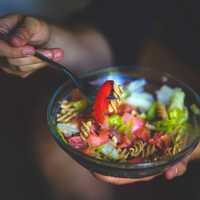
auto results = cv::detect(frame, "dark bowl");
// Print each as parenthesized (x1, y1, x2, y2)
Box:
(47, 66, 200, 178)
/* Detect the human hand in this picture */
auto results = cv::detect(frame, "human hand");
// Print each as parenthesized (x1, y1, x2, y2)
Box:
(0, 14, 64, 77)
(93, 143, 200, 185)
(93, 159, 188, 185)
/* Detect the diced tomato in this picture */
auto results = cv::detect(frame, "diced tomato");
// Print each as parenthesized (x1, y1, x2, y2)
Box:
(118, 104, 134, 114)
(93, 80, 114, 123)
(134, 127, 150, 141)
(118, 135, 132, 148)
(68, 136, 85, 149)
(87, 130, 109, 146)
(122, 113, 133, 123)
(148, 133, 171, 149)
(160, 134, 171, 148)
(132, 117, 145, 132)
(122, 113, 145, 133)
(83, 146, 95, 155)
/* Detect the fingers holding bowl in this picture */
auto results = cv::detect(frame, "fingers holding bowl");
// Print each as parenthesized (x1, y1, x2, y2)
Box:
(93, 173, 157, 185)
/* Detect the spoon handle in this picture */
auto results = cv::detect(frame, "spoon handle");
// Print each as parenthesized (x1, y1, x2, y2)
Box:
(34, 51, 83, 89)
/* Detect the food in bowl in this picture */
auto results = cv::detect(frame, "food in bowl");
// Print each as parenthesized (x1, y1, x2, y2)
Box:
(55, 78, 199, 164)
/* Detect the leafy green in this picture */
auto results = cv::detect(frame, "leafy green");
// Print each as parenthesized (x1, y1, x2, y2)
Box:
(146, 102, 157, 121)
(169, 88, 185, 111)
(108, 115, 133, 135)
(169, 108, 188, 123)
(156, 88, 189, 134)
(108, 115, 123, 128)
(155, 108, 189, 134)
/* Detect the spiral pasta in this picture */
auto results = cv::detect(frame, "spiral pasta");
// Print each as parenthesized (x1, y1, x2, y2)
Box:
(129, 140, 145, 157)
(118, 148, 129, 160)
(172, 140, 184, 155)
(157, 102, 168, 119)
(80, 121, 92, 141)
(57, 100, 78, 123)
(142, 144, 156, 158)
(108, 84, 123, 113)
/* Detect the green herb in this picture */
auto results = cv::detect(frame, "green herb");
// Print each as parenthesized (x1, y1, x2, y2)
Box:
(146, 102, 157, 121)
(108, 115, 123, 128)
(155, 108, 189, 134)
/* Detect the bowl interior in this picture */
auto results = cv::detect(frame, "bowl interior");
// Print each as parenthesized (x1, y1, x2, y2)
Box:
(47, 66, 200, 170)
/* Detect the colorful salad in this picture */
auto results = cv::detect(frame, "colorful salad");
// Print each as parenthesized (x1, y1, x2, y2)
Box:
(55, 78, 199, 163)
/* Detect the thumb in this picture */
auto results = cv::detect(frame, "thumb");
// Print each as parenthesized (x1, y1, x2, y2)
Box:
(10, 17, 50, 47)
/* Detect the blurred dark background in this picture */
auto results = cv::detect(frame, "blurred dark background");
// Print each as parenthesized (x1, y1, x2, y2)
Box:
(0, 0, 200, 199)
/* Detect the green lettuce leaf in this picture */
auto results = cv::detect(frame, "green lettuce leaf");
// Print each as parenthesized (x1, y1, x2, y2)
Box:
(169, 88, 185, 111)
(146, 102, 157, 121)
(155, 108, 189, 134)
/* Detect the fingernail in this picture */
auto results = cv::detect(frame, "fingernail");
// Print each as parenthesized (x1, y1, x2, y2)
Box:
(53, 50, 64, 61)
(22, 46, 35, 56)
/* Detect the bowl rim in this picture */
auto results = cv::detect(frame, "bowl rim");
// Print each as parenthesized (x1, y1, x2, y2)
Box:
(47, 66, 200, 170)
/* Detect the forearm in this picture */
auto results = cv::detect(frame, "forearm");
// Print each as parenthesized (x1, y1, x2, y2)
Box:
(46, 25, 113, 74)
